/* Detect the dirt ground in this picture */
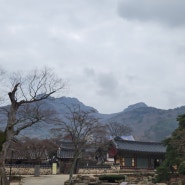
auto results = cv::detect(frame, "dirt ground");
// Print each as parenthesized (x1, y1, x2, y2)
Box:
(10, 174, 69, 185)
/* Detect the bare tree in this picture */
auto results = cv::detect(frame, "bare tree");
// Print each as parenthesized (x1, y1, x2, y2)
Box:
(108, 121, 132, 138)
(8, 137, 58, 164)
(59, 104, 101, 185)
(0, 67, 65, 185)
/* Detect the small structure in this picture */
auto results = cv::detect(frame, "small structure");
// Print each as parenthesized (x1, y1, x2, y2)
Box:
(57, 138, 98, 173)
(57, 134, 98, 161)
(108, 137, 166, 169)
(57, 139, 76, 173)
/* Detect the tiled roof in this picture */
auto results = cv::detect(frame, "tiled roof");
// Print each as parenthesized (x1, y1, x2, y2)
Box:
(57, 148, 74, 158)
(60, 140, 75, 150)
(109, 135, 135, 141)
(113, 138, 166, 154)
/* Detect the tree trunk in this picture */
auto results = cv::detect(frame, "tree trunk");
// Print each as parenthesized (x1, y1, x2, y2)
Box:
(0, 105, 17, 185)
(0, 144, 10, 185)
(0, 162, 9, 185)
(0, 135, 13, 185)
(69, 156, 79, 185)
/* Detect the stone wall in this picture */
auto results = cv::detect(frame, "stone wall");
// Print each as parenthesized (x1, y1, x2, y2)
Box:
(78, 166, 120, 174)
(5, 165, 52, 175)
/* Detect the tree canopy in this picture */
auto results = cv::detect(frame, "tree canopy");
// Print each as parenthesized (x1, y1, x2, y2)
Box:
(156, 114, 185, 182)
(0, 67, 66, 185)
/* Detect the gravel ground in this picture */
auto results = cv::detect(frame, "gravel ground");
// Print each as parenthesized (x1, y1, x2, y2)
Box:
(10, 175, 69, 185)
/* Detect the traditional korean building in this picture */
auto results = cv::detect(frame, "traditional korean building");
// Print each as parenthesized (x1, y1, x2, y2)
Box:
(57, 138, 98, 173)
(57, 139, 76, 173)
(108, 137, 166, 169)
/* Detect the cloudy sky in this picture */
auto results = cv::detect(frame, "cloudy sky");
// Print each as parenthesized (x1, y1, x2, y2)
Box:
(1, 0, 185, 114)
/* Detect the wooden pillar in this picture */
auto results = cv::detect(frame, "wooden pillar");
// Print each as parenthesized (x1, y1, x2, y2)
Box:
(134, 154, 137, 168)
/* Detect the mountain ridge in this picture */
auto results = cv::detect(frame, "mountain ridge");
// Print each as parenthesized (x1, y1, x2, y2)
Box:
(1, 96, 185, 142)
(123, 102, 148, 112)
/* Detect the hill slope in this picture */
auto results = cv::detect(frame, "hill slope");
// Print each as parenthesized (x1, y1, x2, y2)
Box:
(1, 96, 185, 141)
(105, 105, 185, 141)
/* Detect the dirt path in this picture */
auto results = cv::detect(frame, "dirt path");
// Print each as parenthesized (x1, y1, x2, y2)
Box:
(18, 175, 69, 185)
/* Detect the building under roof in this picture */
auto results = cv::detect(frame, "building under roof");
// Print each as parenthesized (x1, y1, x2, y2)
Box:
(113, 138, 166, 154)
(108, 137, 166, 169)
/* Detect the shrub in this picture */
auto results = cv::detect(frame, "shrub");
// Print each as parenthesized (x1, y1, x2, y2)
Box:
(154, 163, 170, 183)
(10, 175, 22, 182)
(99, 174, 125, 182)
(178, 161, 185, 175)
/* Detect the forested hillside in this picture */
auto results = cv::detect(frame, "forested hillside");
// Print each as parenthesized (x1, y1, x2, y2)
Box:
(1, 96, 185, 142)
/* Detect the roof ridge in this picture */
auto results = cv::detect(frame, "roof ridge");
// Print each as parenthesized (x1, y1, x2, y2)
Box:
(115, 138, 164, 145)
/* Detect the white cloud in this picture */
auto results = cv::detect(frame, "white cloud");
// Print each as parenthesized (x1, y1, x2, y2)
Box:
(0, 0, 185, 113)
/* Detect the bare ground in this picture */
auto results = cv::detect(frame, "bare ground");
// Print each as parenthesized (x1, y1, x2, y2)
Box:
(10, 174, 69, 185)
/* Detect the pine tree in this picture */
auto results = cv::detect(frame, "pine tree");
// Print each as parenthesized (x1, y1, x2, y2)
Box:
(155, 114, 185, 182)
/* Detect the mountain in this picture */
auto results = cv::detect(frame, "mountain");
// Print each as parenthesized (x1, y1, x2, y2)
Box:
(123, 102, 148, 112)
(1, 96, 185, 142)
(106, 105, 185, 141)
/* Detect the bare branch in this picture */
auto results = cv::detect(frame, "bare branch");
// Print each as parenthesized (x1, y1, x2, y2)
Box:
(56, 104, 104, 184)
(108, 121, 132, 138)
(0, 67, 66, 185)
(8, 67, 66, 106)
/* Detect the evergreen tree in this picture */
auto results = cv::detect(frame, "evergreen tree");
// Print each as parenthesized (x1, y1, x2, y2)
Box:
(155, 114, 185, 182)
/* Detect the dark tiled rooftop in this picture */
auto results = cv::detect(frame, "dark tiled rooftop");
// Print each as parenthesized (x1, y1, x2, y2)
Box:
(113, 139, 166, 154)
(57, 148, 74, 158)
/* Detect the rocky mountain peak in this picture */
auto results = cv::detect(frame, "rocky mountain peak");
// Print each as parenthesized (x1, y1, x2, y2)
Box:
(123, 102, 148, 112)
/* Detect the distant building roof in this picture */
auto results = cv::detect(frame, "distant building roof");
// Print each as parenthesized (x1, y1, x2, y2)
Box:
(120, 135, 135, 141)
(113, 138, 166, 154)
(57, 148, 75, 159)
(57, 139, 75, 159)
(57, 139, 97, 159)
(109, 135, 135, 141)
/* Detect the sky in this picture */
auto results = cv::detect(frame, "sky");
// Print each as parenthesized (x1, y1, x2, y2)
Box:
(0, 0, 185, 114)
